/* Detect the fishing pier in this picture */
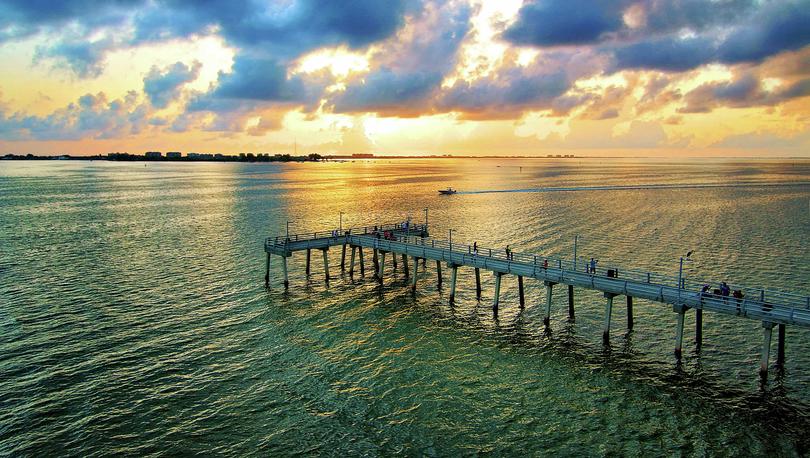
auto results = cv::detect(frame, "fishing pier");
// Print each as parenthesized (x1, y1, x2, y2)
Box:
(264, 221, 810, 381)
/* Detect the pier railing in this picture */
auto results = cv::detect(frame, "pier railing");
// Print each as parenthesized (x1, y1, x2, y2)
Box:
(264, 222, 428, 251)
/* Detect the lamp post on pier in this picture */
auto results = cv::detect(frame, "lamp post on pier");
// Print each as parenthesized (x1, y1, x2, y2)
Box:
(424, 208, 428, 229)
(678, 250, 693, 300)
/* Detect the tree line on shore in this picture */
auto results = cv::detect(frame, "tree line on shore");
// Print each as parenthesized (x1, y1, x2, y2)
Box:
(2, 152, 324, 162)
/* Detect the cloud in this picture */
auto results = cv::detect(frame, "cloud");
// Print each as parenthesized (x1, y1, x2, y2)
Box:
(34, 36, 117, 78)
(133, 0, 417, 58)
(503, 0, 627, 47)
(717, 1, 810, 64)
(329, 1, 471, 114)
(143, 61, 201, 108)
(679, 73, 810, 113)
(0, 91, 151, 140)
(612, 36, 717, 72)
(0, 0, 140, 42)
(332, 69, 443, 114)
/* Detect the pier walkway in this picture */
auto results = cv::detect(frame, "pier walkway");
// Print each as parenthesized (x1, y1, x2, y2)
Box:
(264, 221, 809, 380)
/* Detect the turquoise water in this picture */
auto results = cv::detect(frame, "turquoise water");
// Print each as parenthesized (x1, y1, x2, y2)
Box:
(1, 158, 809, 456)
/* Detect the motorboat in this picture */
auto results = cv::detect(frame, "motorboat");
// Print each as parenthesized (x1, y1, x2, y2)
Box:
(438, 187, 457, 195)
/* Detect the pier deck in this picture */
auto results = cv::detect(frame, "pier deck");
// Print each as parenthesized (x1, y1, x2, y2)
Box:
(264, 221, 809, 380)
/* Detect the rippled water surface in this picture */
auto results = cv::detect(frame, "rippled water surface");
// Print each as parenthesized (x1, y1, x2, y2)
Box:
(1, 158, 810, 456)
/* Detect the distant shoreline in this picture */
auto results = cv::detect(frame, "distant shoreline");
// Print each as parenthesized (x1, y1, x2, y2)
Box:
(3, 153, 809, 162)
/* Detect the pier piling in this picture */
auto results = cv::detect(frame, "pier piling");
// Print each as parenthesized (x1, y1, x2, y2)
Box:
(544, 281, 556, 327)
(359, 247, 365, 276)
(518, 276, 525, 308)
(403, 254, 409, 278)
(321, 249, 330, 285)
(378, 251, 386, 285)
(265, 253, 270, 288)
(411, 257, 418, 293)
(281, 255, 289, 290)
(567, 284, 575, 320)
(372, 249, 379, 280)
(776, 324, 786, 369)
(436, 260, 442, 287)
(341, 244, 346, 272)
(627, 296, 634, 331)
(760, 322, 775, 379)
(604, 293, 616, 344)
(493, 272, 503, 310)
(349, 246, 356, 276)
(305, 248, 311, 276)
(674, 304, 686, 360)
(695, 308, 703, 350)
(449, 264, 458, 303)
(475, 268, 481, 300)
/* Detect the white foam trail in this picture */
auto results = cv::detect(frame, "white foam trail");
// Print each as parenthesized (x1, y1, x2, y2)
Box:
(459, 181, 810, 194)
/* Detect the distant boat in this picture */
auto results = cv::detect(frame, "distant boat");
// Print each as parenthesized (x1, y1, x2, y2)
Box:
(438, 187, 457, 195)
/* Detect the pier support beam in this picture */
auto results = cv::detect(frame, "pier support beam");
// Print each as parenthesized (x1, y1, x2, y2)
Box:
(776, 324, 786, 370)
(403, 254, 409, 278)
(544, 281, 556, 327)
(603, 293, 617, 344)
(673, 304, 687, 360)
(264, 253, 270, 288)
(493, 272, 503, 310)
(695, 308, 703, 350)
(449, 264, 459, 303)
(760, 322, 775, 379)
(341, 244, 346, 272)
(378, 251, 386, 285)
(518, 276, 525, 308)
(305, 249, 311, 276)
(436, 260, 442, 287)
(372, 249, 379, 280)
(349, 246, 356, 277)
(475, 268, 481, 300)
(411, 257, 418, 293)
(281, 255, 289, 290)
(626, 296, 634, 331)
(358, 247, 365, 276)
(321, 249, 330, 285)
(567, 285, 575, 320)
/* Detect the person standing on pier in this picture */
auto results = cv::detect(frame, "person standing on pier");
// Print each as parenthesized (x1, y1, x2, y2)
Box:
(589, 258, 598, 274)
(473, 242, 478, 255)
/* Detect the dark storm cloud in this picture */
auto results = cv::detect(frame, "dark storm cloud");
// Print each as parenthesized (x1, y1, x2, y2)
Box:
(143, 61, 201, 108)
(133, 0, 417, 58)
(717, 1, 810, 64)
(504, 0, 810, 73)
(612, 36, 717, 72)
(503, 0, 627, 46)
(187, 56, 316, 111)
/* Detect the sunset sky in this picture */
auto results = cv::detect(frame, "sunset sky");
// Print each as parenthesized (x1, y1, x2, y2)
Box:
(1, 0, 809, 157)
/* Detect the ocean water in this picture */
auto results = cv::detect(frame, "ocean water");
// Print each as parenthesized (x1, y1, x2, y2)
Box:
(1, 158, 809, 456)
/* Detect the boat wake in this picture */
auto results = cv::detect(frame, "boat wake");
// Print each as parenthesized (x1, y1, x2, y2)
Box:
(458, 181, 810, 194)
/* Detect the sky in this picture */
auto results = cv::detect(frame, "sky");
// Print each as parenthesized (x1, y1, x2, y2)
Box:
(0, 0, 809, 157)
